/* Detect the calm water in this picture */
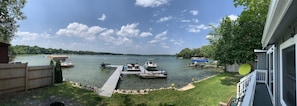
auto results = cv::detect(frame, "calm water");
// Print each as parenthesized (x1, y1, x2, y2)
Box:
(14, 55, 218, 89)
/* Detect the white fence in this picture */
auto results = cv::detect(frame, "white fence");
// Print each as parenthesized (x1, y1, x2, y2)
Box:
(236, 70, 267, 106)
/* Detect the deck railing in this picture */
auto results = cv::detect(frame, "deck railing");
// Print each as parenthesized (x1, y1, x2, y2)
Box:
(236, 69, 267, 106)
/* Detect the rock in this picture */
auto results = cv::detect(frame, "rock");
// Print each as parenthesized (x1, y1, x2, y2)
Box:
(139, 90, 145, 94)
(132, 90, 138, 94)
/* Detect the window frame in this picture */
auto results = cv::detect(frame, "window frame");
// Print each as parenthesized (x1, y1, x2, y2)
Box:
(280, 36, 297, 106)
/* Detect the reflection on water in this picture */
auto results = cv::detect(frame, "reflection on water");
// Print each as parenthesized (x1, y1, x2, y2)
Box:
(14, 55, 218, 89)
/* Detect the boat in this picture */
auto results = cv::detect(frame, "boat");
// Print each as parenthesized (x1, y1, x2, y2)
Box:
(188, 61, 199, 67)
(138, 72, 167, 79)
(188, 57, 208, 67)
(48, 55, 74, 68)
(126, 63, 141, 71)
(144, 61, 158, 71)
(100, 62, 111, 68)
(191, 57, 208, 63)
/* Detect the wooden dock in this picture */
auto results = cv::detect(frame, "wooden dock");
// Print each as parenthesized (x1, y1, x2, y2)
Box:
(99, 65, 167, 97)
(99, 65, 123, 97)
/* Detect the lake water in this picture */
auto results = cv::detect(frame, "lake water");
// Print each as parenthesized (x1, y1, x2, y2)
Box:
(14, 55, 219, 90)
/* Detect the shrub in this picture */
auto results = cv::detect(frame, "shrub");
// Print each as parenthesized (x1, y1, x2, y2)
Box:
(54, 61, 63, 83)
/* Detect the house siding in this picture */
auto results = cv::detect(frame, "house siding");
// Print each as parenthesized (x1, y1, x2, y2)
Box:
(256, 54, 267, 70)
(272, 20, 297, 106)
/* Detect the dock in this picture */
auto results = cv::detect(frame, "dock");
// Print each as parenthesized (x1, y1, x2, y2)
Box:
(99, 65, 123, 97)
(99, 65, 167, 97)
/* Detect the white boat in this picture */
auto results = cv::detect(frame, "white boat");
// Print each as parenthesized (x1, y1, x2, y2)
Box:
(144, 61, 158, 71)
(188, 61, 199, 67)
(126, 63, 140, 71)
(138, 72, 167, 79)
(48, 55, 74, 68)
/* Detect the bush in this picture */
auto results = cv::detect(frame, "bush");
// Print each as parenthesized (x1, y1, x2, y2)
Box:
(50, 60, 54, 66)
(54, 61, 63, 83)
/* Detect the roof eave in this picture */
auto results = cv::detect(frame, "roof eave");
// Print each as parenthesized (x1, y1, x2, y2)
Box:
(261, 0, 293, 48)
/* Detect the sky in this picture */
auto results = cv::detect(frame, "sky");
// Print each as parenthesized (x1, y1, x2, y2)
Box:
(11, 0, 243, 54)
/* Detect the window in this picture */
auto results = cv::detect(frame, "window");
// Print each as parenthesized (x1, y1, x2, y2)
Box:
(280, 37, 297, 106)
(267, 45, 275, 101)
(282, 45, 296, 106)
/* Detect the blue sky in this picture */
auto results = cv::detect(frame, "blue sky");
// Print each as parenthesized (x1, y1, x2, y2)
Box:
(11, 0, 243, 54)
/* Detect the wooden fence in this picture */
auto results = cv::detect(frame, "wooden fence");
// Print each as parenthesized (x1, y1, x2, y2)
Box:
(0, 63, 54, 94)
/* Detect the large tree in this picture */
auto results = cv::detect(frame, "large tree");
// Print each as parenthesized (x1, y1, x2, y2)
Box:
(0, 0, 26, 43)
(210, 17, 238, 64)
(232, 0, 270, 63)
(208, 0, 270, 64)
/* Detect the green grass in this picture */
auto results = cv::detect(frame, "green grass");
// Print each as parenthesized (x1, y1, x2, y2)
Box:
(103, 72, 241, 106)
(0, 72, 241, 106)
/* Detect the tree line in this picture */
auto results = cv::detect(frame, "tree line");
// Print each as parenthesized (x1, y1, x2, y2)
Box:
(10, 45, 122, 55)
(176, 45, 214, 59)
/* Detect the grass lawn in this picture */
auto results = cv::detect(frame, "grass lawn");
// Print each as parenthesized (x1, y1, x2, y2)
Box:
(0, 72, 241, 106)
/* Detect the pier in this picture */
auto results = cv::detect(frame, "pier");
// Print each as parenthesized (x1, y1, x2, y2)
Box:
(99, 65, 123, 97)
(99, 64, 167, 97)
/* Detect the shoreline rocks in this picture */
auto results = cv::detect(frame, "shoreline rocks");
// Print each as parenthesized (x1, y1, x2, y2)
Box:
(63, 74, 217, 95)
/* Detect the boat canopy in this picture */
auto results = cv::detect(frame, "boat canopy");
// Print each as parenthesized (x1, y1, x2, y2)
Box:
(192, 59, 208, 63)
(191, 57, 208, 63)
(47, 55, 69, 61)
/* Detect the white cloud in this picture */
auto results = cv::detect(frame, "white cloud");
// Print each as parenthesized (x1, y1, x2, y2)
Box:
(117, 23, 140, 37)
(99, 29, 133, 45)
(140, 32, 153, 37)
(209, 22, 220, 27)
(181, 19, 191, 23)
(187, 24, 209, 33)
(190, 10, 198, 16)
(149, 30, 168, 43)
(98, 14, 106, 21)
(116, 37, 133, 45)
(192, 19, 199, 23)
(157, 16, 172, 23)
(15, 31, 51, 41)
(100, 29, 116, 42)
(206, 35, 214, 40)
(228, 14, 238, 21)
(135, 0, 170, 8)
(56, 22, 106, 40)
(170, 39, 184, 46)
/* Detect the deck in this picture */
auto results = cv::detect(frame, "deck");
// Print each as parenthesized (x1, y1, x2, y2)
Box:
(253, 83, 273, 106)
(99, 65, 123, 97)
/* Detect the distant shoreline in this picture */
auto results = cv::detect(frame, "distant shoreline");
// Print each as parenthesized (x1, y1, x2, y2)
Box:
(11, 45, 175, 56)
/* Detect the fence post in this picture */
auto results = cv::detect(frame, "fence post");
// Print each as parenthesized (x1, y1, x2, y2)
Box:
(25, 62, 28, 91)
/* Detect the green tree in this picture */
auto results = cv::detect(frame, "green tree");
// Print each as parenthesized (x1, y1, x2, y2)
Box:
(232, 0, 270, 63)
(191, 48, 202, 57)
(0, 0, 26, 43)
(214, 17, 238, 64)
(207, 0, 270, 65)
(176, 48, 192, 59)
(200, 45, 215, 59)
